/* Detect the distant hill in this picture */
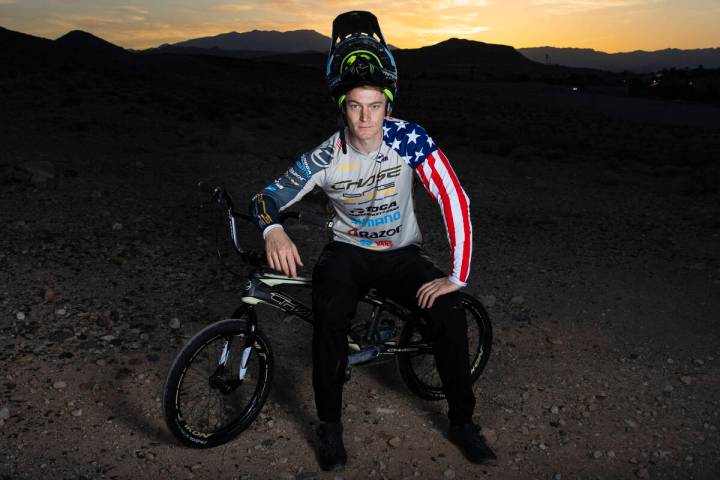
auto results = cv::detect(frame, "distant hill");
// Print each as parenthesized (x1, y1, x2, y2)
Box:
(395, 37, 537, 75)
(0, 26, 129, 69)
(0, 26, 54, 60)
(55, 30, 127, 56)
(519, 46, 720, 73)
(171, 29, 330, 53)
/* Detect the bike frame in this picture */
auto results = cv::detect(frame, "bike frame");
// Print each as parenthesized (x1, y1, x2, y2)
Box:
(205, 184, 433, 375)
(236, 269, 432, 366)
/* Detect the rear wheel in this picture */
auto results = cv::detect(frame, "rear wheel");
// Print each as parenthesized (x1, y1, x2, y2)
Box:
(396, 293, 492, 401)
(163, 312, 273, 448)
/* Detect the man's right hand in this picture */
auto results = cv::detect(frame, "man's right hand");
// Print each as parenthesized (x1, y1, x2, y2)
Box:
(265, 227, 304, 278)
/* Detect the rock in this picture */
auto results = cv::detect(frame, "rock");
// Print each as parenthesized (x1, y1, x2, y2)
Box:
(546, 337, 563, 345)
(512, 312, 530, 323)
(71, 408, 82, 417)
(635, 468, 650, 478)
(55, 308, 66, 316)
(511, 295, 525, 305)
(680, 376, 692, 385)
(553, 474, 562, 480)
(481, 428, 497, 444)
(481, 295, 496, 307)
(388, 437, 402, 448)
(169, 318, 181, 329)
(101, 335, 116, 342)
(45, 288, 60, 302)
(693, 358, 705, 366)
(443, 468, 455, 479)
(0, 407, 9, 420)
(16, 312, 26, 321)
(346, 404, 358, 413)
(19, 160, 56, 184)
(593, 450, 603, 459)
(376, 407, 395, 415)
(663, 385, 674, 393)
(112, 223, 123, 231)
(550, 405, 560, 414)
(624, 419, 638, 429)
(53, 381, 67, 389)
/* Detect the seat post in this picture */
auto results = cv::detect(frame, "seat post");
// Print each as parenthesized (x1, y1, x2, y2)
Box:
(364, 303, 383, 343)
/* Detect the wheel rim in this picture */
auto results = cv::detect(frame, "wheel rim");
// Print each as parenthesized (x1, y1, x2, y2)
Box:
(174, 333, 266, 440)
(406, 298, 486, 394)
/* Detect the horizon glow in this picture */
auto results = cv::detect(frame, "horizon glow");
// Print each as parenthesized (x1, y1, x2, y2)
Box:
(0, 0, 718, 52)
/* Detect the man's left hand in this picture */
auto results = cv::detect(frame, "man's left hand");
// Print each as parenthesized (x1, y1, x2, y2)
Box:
(416, 277, 461, 309)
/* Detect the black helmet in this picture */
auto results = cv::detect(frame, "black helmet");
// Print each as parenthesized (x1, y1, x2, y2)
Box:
(325, 11, 398, 113)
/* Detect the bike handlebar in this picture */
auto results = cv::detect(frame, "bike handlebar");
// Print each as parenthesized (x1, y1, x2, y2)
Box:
(198, 181, 330, 267)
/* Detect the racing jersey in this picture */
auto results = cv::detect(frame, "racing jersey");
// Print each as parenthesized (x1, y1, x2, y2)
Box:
(250, 117, 473, 286)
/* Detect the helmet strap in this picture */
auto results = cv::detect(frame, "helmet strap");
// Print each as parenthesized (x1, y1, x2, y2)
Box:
(337, 114, 347, 154)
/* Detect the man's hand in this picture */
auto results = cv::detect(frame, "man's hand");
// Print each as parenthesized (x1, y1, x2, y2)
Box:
(416, 277, 462, 309)
(265, 228, 304, 278)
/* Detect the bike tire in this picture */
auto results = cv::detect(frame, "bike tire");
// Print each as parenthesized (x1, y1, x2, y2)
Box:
(163, 313, 273, 448)
(396, 292, 492, 401)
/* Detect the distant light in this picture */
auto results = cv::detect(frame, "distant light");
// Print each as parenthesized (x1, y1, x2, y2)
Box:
(572, 87, 579, 92)
(689, 81, 694, 86)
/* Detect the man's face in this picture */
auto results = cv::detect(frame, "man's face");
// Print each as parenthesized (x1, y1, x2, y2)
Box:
(344, 86, 387, 144)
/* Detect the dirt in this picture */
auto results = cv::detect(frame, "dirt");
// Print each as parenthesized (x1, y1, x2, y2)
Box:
(1, 55, 719, 480)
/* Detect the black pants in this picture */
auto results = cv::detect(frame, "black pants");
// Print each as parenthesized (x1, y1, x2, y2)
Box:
(311, 241, 476, 426)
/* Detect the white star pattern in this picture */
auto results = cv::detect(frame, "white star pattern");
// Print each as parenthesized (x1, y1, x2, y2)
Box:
(401, 153, 413, 163)
(426, 136, 435, 148)
(383, 125, 390, 137)
(414, 149, 424, 162)
(391, 138, 402, 150)
(395, 120, 408, 131)
(406, 129, 420, 144)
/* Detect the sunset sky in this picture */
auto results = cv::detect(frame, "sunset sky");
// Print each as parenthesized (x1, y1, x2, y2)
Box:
(1, 0, 718, 52)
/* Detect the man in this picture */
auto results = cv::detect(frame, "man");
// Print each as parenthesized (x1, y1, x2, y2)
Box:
(250, 11, 496, 471)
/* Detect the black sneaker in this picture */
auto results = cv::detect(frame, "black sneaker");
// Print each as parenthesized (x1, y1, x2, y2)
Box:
(316, 422, 347, 471)
(448, 423, 498, 465)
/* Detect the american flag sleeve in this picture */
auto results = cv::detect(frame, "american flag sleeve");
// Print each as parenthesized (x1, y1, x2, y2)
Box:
(415, 148, 473, 286)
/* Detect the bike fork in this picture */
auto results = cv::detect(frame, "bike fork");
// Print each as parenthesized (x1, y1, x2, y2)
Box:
(237, 323, 256, 381)
(214, 323, 255, 382)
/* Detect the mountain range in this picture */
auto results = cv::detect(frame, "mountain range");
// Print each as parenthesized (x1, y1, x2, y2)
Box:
(518, 46, 720, 73)
(161, 29, 719, 73)
(3, 25, 718, 74)
(170, 29, 330, 53)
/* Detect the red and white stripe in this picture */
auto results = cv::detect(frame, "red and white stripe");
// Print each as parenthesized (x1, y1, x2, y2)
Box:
(416, 149, 473, 286)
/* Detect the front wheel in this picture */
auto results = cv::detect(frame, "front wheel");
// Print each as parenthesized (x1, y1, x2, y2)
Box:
(162, 313, 274, 448)
(396, 293, 492, 401)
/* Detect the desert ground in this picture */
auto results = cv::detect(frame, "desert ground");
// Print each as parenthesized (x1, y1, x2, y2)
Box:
(1, 53, 719, 480)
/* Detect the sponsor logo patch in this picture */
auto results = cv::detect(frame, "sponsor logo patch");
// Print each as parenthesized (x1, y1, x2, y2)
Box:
(359, 239, 394, 248)
(341, 184, 397, 203)
(331, 165, 401, 191)
(348, 201, 399, 216)
(351, 211, 401, 227)
(347, 225, 402, 239)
